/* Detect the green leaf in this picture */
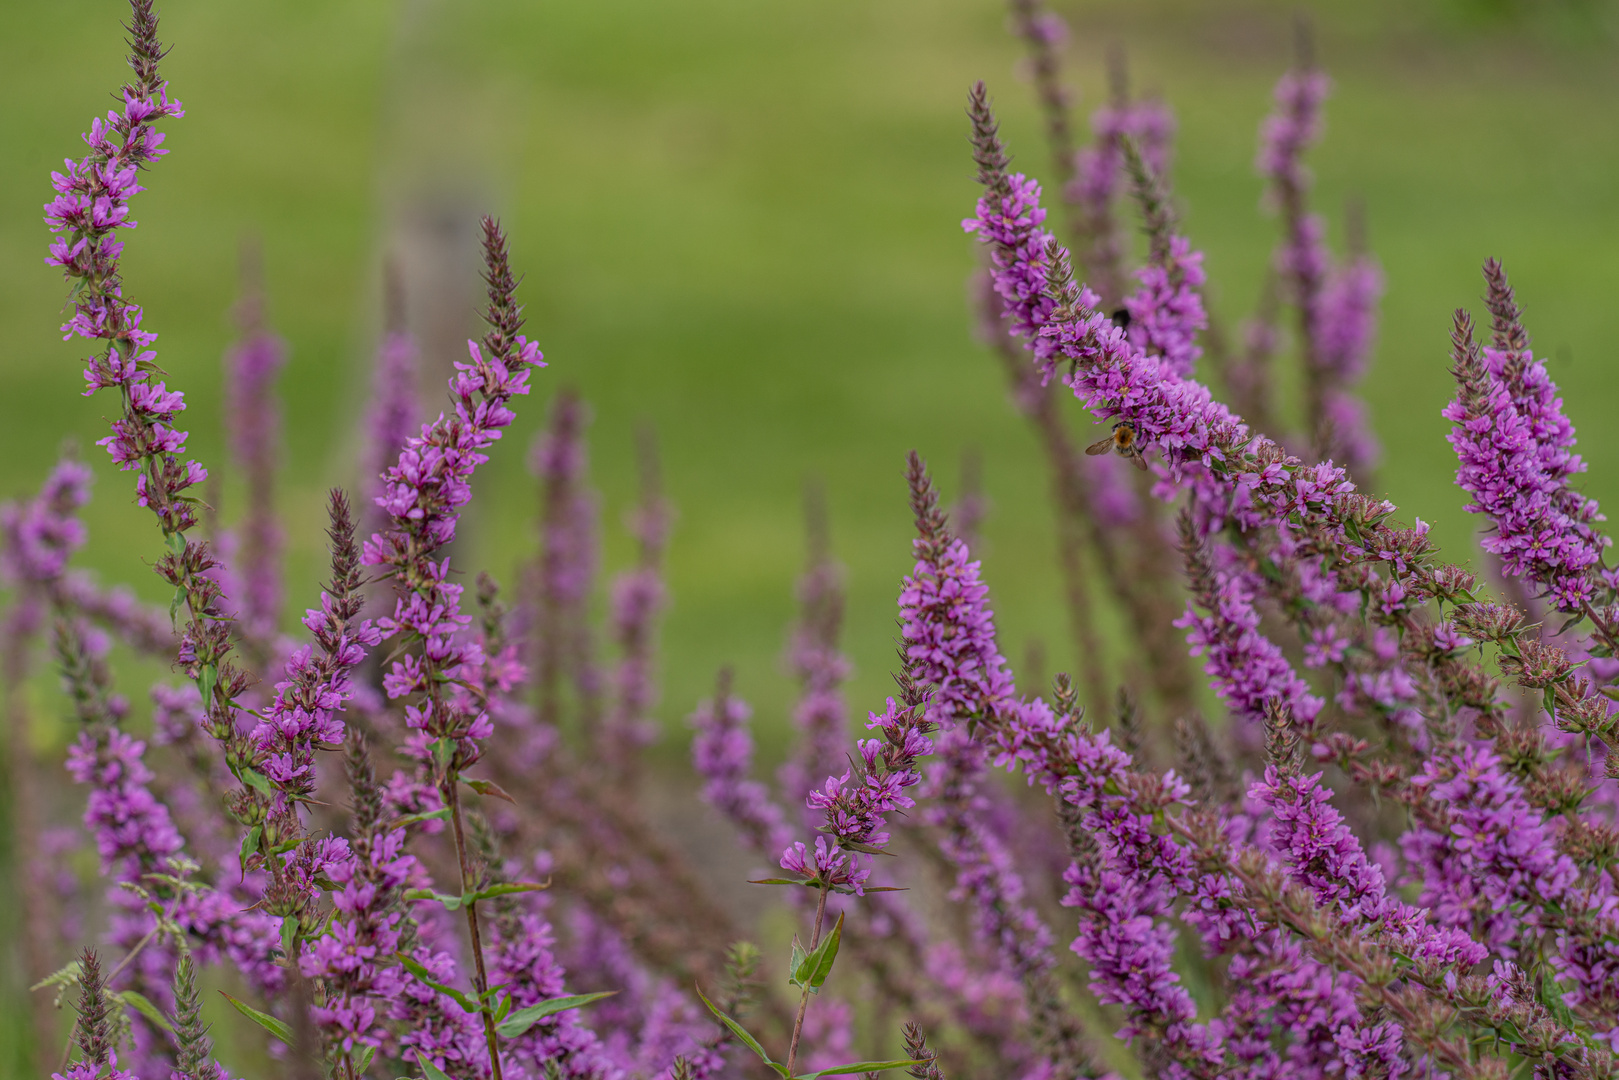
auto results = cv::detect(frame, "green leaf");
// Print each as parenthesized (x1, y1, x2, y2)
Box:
(805, 1060, 928, 1078)
(394, 954, 479, 1012)
(466, 881, 549, 904)
(415, 1051, 455, 1080)
(788, 938, 808, 988)
(114, 990, 175, 1034)
(494, 992, 514, 1024)
(495, 991, 618, 1038)
(395, 807, 452, 829)
(198, 663, 218, 711)
(220, 991, 292, 1045)
(792, 913, 843, 994)
(403, 888, 465, 912)
(464, 777, 517, 803)
(748, 877, 812, 888)
(353, 1045, 376, 1076)
(238, 767, 275, 799)
(695, 985, 779, 1072)
(238, 825, 263, 872)
(280, 914, 299, 958)
(30, 958, 83, 993)
(165, 532, 187, 556)
(430, 737, 456, 768)
(1540, 970, 1577, 1030)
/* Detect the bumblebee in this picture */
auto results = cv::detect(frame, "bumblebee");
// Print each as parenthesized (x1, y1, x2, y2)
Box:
(1085, 420, 1149, 471)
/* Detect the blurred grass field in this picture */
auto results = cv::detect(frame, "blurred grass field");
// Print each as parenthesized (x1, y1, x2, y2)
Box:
(2, 0, 1619, 1060)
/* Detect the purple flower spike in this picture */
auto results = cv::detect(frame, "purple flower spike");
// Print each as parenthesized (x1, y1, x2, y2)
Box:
(779, 493, 853, 817)
(223, 274, 288, 656)
(47, 0, 193, 534)
(1, 458, 93, 586)
(1445, 274, 1608, 613)
(690, 671, 793, 859)
(1315, 249, 1383, 473)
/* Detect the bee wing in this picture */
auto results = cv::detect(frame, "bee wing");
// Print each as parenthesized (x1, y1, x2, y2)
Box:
(1084, 435, 1115, 456)
(1125, 448, 1150, 471)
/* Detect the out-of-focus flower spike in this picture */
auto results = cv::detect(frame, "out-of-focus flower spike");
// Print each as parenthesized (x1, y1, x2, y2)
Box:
(1119, 138, 1208, 380)
(1314, 200, 1383, 474)
(1006, 0, 1076, 190)
(689, 668, 793, 858)
(604, 422, 670, 781)
(779, 483, 853, 816)
(363, 258, 423, 536)
(526, 388, 603, 737)
(222, 240, 288, 665)
(1067, 49, 1176, 309)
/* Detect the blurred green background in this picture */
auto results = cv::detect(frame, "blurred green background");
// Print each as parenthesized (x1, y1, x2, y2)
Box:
(6, 0, 1619, 757)
(1, 0, 1618, 1058)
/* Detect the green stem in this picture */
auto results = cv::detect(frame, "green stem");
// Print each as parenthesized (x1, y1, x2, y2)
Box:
(445, 776, 504, 1080)
(782, 885, 830, 1080)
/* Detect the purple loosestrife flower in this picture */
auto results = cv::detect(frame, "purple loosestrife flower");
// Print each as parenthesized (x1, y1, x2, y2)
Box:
(223, 280, 288, 658)
(1256, 63, 1378, 468)
(604, 430, 670, 777)
(487, 898, 614, 1080)
(365, 329, 423, 515)
(1400, 744, 1578, 956)
(362, 219, 541, 1075)
(1315, 250, 1383, 474)
(527, 389, 604, 735)
(1069, 86, 1176, 307)
(780, 685, 935, 896)
(1, 458, 92, 584)
(246, 491, 378, 943)
(1252, 763, 1485, 969)
(1177, 525, 1323, 734)
(1123, 235, 1207, 381)
(364, 219, 541, 772)
(1256, 69, 1328, 199)
(779, 498, 853, 816)
(689, 671, 793, 858)
(925, 726, 1053, 982)
(1445, 282, 1608, 613)
(898, 456, 1017, 723)
(46, 1, 193, 534)
(303, 737, 425, 1053)
(1119, 147, 1208, 381)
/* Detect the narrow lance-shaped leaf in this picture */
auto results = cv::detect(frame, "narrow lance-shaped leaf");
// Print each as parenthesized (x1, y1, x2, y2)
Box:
(219, 991, 292, 1045)
(495, 990, 618, 1039)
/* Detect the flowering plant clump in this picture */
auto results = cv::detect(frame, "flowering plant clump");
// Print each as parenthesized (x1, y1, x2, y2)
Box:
(7, 3, 1619, 1080)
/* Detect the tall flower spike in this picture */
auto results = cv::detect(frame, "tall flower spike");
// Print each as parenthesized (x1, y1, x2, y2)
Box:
(779, 484, 853, 816)
(244, 489, 379, 953)
(526, 388, 603, 737)
(604, 423, 670, 780)
(689, 668, 793, 858)
(1068, 50, 1176, 308)
(779, 455, 944, 896)
(363, 260, 422, 537)
(223, 242, 288, 663)
(363, 216, 544, 1078)
(171, 952, 228, 1080)
(1444, 265, 1608, 613)
(1313, 202, 1383, 475)
(47, 0, 192, 532)
(1119, 139, 1207, 380)
(1176, 512, 1323, 735)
